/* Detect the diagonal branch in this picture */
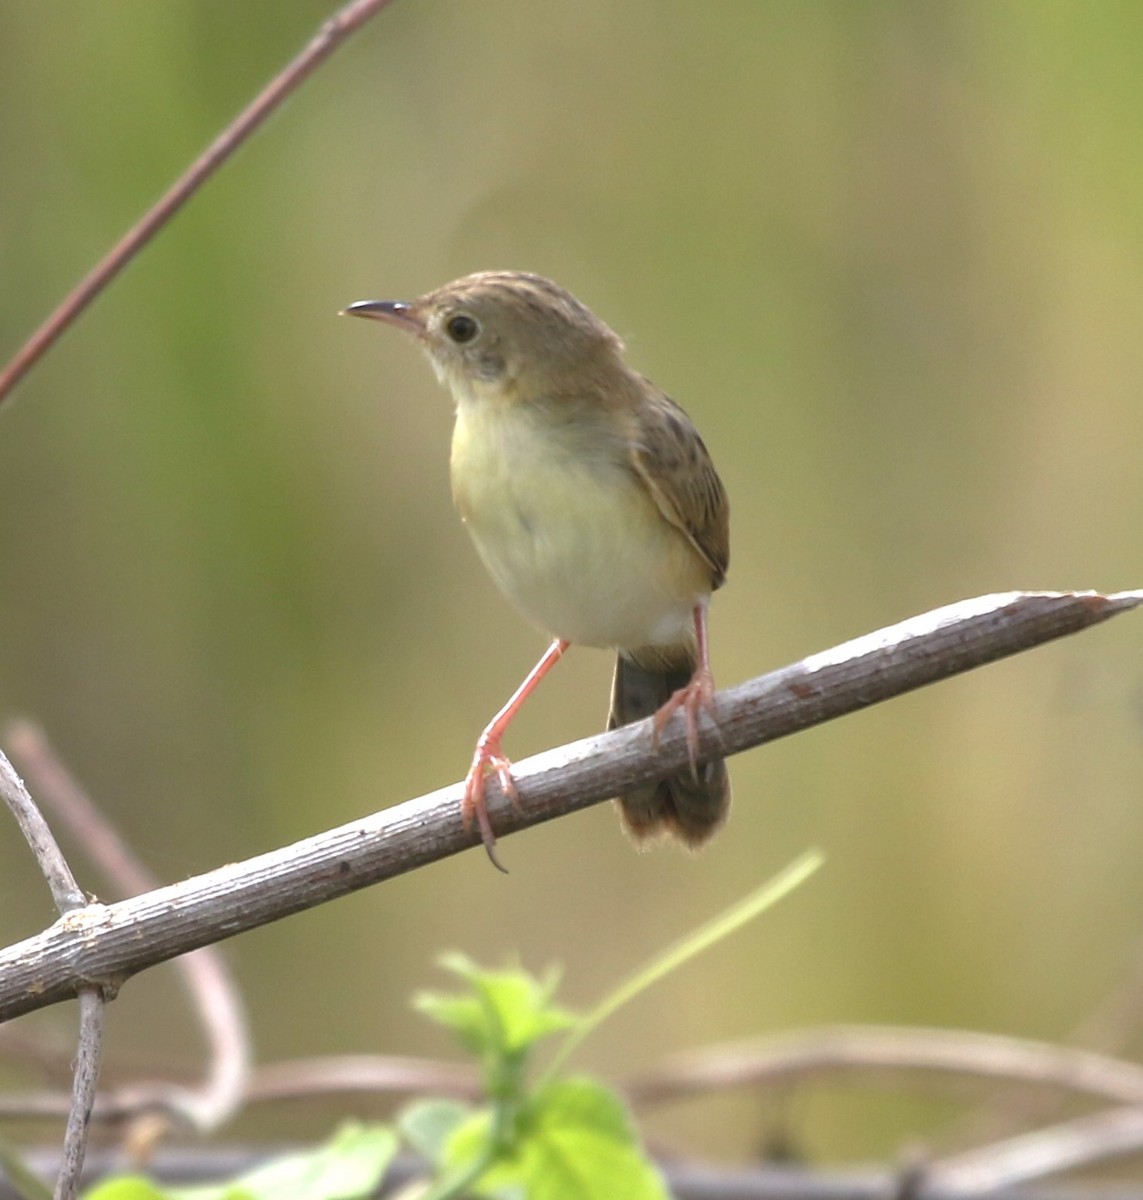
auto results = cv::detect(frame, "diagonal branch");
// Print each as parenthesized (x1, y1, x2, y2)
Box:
(0, 752, 85, 915)
(0, 590, 1138, 1025)
(5, 723, 251, 1136)
(0, 750, 105, 1199)
(0, 0, 397, 408)
(927, 1105, 1143, 1192)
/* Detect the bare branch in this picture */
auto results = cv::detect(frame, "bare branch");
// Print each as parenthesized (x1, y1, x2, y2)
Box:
(1069, 941, 1143, 1060)
(0, 751, 84, 915)
(0, 1054, 476, 1125)
(637, 1026, 1143, 1191)
(4, 724, 251, 1135)
(927, 1106, 1143, 1193)
(627, 1025, 1143, 1109)
(0, 590, 1137, 1025)
(944, 943, 1143, 1153)
(7, 721, 167, 898)
(53, 990, 103, 1200)
(0, 0, 397, 408)
(0, 750, 105, 1198)
(244, 1055, 481, 1106)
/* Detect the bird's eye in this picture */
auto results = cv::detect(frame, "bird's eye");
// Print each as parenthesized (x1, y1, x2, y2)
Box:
(445, 314, 479, 343)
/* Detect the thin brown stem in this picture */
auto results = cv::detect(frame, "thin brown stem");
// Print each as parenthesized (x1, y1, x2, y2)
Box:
(0, 0, 397, 408)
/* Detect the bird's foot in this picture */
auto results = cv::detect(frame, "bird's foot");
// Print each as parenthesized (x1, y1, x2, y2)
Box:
(652, 666, 718, 776)
(462, 736, 518, 873)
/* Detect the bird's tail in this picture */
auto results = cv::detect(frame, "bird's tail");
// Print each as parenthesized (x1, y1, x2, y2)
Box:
(607, 647, 730, 847)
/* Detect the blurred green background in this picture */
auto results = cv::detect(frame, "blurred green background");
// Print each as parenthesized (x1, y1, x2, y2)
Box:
(2, 0, 1143, 1167)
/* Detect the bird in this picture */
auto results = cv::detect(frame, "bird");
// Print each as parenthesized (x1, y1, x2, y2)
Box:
(343, 271, 730, 870)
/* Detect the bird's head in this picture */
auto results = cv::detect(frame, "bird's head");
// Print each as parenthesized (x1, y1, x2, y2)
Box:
(343, 270, 627, 407)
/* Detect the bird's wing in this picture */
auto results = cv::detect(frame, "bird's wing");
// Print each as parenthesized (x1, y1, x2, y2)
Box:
(626, 383, 729, 589)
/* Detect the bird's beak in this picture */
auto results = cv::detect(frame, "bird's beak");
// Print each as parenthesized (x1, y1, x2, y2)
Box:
(340, 299, 426, 336)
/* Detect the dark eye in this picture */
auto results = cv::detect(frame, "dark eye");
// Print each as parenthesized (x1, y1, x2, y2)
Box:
(445, 314, 479, 343)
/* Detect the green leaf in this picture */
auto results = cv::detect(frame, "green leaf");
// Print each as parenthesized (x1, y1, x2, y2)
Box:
(159, 1122, 396, 1200)
(82, 1180, 169, 1200)
(448, 1080, 667, 1200)
(412, 988, 490, 1057)
(533, 1078, 635, 1143)
(438, 1108, 495, 1176)
(398, 1098, 472, 1167)
(414, 954, 577, 1063)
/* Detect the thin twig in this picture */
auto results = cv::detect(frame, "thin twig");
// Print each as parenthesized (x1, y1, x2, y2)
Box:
(0, 750, 104, 1200)
(945, 943, 1143, 1153)
(1069, 941, 1143, 1060)
(6, 722, 164, 897)
(0, 591, 1138, 1025)
(0, 751, 84, 914)
(5, 723, 251, 1135)
(927, 1106, 1143, 1193)
(627, 1025, 1143, 1109)
(0, 0, 397, 408)
(244, 1056, 481, 1106)
(0, 1053, 479, 1126)
(53, 991, 104, 1200)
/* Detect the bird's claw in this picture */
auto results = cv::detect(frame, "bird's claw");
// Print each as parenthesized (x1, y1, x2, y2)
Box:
(653, 668, 718, 777)
(462, 740, 518, 873)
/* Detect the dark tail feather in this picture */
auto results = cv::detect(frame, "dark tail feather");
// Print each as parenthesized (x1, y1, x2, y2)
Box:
(608, 649, 730, 847)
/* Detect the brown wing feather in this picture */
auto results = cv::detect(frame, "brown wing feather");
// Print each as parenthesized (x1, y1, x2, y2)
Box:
(626, 383, 729, 589)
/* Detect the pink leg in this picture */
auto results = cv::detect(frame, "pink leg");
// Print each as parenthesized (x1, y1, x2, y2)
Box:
(652, 602, 717, 771)
(464, 638, 569, 871)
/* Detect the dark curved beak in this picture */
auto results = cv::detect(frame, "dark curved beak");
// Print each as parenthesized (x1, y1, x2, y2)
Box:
(340, 299, 425, 336)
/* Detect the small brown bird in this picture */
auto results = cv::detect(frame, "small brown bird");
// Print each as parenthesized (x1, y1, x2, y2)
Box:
(344, 271, 730, 869)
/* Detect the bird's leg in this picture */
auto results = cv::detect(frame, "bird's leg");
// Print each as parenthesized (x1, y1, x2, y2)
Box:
(464, 638, 569, 871)
(652, 602, 717, 775)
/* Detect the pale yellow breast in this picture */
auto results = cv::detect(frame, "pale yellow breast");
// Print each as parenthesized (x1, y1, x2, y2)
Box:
(450, 396, 708, 651)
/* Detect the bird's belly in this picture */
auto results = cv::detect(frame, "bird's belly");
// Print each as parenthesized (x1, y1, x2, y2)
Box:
(451, 409, 706, 650)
